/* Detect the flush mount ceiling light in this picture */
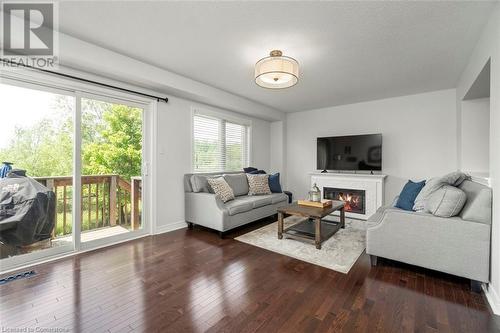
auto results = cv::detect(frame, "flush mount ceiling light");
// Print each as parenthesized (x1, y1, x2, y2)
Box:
(255, 50, 299, 89)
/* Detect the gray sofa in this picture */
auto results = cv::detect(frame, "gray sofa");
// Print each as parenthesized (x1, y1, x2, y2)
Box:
(366, 180, 491, 290)
(184, 172, 289, 236)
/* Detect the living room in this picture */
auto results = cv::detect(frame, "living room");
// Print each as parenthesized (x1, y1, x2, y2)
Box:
(0, 1, 499, 332)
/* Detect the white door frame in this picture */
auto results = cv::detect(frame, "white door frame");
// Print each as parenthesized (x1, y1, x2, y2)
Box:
(77, 91, 154, 250)
(0, 70, 156, 273)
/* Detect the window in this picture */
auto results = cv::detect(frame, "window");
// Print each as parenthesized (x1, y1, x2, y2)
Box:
(193, 111, 250, 172)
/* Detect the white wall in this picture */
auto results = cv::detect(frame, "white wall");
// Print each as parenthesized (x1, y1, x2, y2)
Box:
(270, 120, 285, 175)
(37, 28, 278, 234)
(285, 89, 458, 204)
(461, 98, 490, 174)
(155, 96, 271, 232)
(457, 4, 500, 314)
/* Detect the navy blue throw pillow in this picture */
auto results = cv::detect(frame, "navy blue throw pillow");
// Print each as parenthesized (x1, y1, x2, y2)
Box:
(243, 167, 258, 173)
(395, 180, 426, 211)
(268, 173, 282, 193)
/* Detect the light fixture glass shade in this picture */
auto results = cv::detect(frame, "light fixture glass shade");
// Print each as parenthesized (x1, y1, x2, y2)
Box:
(255, 50, 299, 89)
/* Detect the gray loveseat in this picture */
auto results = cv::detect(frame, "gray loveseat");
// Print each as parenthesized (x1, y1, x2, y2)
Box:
(184, 172, 289, 236)
(366, 180, 491, 291)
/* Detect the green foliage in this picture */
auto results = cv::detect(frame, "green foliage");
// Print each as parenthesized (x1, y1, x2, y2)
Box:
(193, 141, 244, 172)
(0, 116, 73, 177)
(226, 143, 243, 171)
(193, 141, 219, 172)
(82, 104, 142, 181)
(0, 98, 142, 181)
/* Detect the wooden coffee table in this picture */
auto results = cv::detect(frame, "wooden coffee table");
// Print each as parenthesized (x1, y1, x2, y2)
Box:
(277, 201, 345, 249)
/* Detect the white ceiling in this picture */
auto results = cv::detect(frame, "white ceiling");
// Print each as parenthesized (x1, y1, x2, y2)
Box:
(58, 1, 496, 112)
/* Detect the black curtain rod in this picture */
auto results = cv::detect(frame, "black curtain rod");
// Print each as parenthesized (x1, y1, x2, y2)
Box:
(0, 58, 168, 103)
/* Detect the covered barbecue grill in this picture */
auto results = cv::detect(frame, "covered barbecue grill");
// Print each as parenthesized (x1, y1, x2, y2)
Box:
(0, 174, 56, 247)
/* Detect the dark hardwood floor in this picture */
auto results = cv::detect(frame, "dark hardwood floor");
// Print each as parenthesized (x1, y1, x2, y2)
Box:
(1, 218, 499, 333)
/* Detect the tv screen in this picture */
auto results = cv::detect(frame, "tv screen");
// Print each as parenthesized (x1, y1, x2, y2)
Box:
(317, 134, 382, 171)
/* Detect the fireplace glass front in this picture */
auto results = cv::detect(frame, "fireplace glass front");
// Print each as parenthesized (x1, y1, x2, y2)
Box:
(323, 187, 366, 215)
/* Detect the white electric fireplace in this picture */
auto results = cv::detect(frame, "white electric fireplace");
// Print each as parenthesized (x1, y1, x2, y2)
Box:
(310, 172, 386, 220)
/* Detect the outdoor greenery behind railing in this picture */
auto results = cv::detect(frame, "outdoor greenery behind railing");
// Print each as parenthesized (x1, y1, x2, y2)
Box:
(0, 98, 142, 183)
(35, 175, 142, 237)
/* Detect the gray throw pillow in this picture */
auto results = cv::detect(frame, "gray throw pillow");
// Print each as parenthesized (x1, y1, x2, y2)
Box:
(441, 171, 471, 186)
(246, 174, 271, 195)
(458, 180, 492, 224)
(223, 173, 249, 196)
(413, 178, 440, 211)
(190, 175, 215, 193)
(413, 172, 471, 212)
(425, 185, 467, 217)
(207, 177, 235, 203)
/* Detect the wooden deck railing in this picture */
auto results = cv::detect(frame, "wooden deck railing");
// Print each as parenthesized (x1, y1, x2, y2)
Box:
(34, 175, 142, 237)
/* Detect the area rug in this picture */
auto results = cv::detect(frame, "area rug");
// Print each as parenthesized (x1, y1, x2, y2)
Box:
(235, 216, 366, 274)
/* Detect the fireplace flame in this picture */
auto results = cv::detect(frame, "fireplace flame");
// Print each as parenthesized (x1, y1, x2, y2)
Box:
(338, 193, 361, 211)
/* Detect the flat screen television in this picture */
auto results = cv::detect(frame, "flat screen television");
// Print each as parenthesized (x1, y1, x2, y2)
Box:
(317, 134, 382, 172)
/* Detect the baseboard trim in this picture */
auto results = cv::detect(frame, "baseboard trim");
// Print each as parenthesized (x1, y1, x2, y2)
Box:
(483, 283, 500, 315)
(154, 221, 188, 235)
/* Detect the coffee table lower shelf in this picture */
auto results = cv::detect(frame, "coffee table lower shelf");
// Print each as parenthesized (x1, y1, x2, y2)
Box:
(282, 219, 343, 247)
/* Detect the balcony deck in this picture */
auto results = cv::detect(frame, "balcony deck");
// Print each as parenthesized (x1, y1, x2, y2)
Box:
(0, 174, 141, 259)
(54, 225, 130, 245)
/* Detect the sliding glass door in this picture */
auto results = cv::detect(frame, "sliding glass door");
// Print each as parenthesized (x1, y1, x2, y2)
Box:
(0, 81, 76, 265)
(0, 77, 151, 272)
(79, 96, 145, 246)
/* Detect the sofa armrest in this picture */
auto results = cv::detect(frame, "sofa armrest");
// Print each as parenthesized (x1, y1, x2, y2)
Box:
(283, 190, 293, 203)
(185, 192, 226, 231)
(366, 206, 402, 228)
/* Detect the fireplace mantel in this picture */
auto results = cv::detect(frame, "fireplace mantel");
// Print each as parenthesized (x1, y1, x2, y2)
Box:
(309, 172, 387, 180)
(310, 172, 387, 220)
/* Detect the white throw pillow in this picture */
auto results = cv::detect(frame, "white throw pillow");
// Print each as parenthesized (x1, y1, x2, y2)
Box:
(246, 174, 271, 195)
(207, 177, 235, 203)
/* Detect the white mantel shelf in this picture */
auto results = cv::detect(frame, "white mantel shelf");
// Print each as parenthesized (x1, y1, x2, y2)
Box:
(309, 172, 387, 180)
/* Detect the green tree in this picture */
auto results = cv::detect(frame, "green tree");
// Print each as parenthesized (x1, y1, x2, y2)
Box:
(0, 118, 73, 177)
(0, 98, 142, 181)
(82, 104, 142, 181)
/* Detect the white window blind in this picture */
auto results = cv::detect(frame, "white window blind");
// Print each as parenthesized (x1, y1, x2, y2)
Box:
(193, 112, 249, 173)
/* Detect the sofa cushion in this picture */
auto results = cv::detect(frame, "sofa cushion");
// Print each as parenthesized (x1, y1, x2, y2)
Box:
(190, 175, 216, 193)
(269, 193, 288, 204)
(224, 197, 254, 215)
(222, 194, 287, 216)
(249, 196, 273, 208)
(247, 174, 271, 195)
(458, 180, 492, 224)
(207, 177, 234, 203)
(223, 173, 249, 196)
(395, 180, 426, 211)
(425, 185, 467, 217)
